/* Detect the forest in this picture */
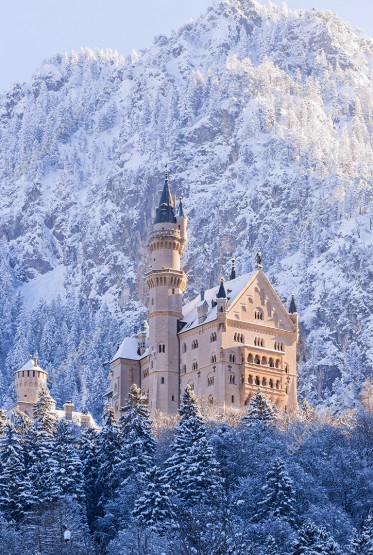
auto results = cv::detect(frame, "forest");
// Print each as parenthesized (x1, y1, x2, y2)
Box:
(0, 385, 372, 554)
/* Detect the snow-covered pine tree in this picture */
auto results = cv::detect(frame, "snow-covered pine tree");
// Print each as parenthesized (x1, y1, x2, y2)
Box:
(53, 419, 85, 504)
(0, 410, 7, 435)
(95, 404, 121, 510)
(33, 386, 57, 434)
(13, 408, 31, 441)
(0, 423, 33, 522)
(116, 384, 156, 484)
(132, 465, 174, 534)
(348, 514, 373, 555)
(255, 457, 295, 523)
(80, 427, 100, 529)
(241, 390, 277, 428)
(164, 385, 223, 506)
(292, 520, 342, 554)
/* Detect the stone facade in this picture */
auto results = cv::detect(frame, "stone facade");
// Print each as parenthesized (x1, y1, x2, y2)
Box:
(107, 175, 299, 416)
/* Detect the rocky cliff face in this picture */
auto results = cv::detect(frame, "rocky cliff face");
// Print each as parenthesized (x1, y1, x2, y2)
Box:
(0, 0, 372, 417)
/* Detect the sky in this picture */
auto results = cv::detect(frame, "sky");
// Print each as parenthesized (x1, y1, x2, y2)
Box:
(0, 0, 371, 92)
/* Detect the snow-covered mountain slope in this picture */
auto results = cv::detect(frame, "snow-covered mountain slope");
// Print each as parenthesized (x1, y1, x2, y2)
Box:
(0, 0, 372, 417)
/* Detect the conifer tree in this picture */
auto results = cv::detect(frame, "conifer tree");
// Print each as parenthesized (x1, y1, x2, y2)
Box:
(241, 390, 277, 428)
(80, 427, 100, 529)
(117, 384, 156, 485)
(256, 457, 295, 522)
(33, 386, 57, 434)
(96, 404, 121, 505)
(53, 419, 85, 503)
(132, 466, 174, 534)
(164, 385, 223, 506)
(0, 410, 7, 435)
(292, 520, 342, 554)
(0, 423, 33, 522)
(348, 515, 373, 555)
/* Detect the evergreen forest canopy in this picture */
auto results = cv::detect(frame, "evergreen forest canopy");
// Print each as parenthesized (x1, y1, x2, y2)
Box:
(0, 386, 372, 555)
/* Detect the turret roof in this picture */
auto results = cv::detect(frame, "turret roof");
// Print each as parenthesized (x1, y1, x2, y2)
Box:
(154, 172, 176, 224)
(17, 357, 46, 373)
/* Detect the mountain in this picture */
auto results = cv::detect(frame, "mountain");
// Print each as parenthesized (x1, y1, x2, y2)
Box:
(0, 0, 372, 418)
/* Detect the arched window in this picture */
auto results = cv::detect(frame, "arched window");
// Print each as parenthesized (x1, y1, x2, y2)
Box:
(262, 377, 267, 386)
(269, 358, 274, 368)
(192, 339, 199, 350)
(229, 374, 236, 384)
(275, 359, 280, 369)
(220, 306, 224, 312)
(211, 354, 217, 363)
(210, 332, 217, 342)
(261, 356, 267, 366)
(207, 375, 214, 387)
(159, 343, 166, 353)
(161, 377, 165, 384)
(285, 364, 288, 373)
(182, 343, 187, 353)
(255, 376, 260, 386)
(276, 380, 280, 390)
(255, 309, 264, 320)
(229, 354, 236, 363)
(231, 395, 235, 403)
(192, 361, 198, 371)
(248, 353, 254, 363)
(248, 374, 253, 384)
(255, 355, 260, 365)
(269, 379, 274, 388)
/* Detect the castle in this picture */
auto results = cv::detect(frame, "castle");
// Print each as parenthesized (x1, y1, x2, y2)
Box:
(106, 173, 299, 415)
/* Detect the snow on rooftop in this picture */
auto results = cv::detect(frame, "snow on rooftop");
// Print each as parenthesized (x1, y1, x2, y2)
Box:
(181, 271, 256, 332)
(17, 357, 46, 373)
(111, 335, 149, 362)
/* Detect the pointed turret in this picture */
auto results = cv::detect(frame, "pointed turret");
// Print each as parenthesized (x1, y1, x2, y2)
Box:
(177, 198, 185, 217)
(289, 294, 297, 314)
(230, 257, 236, 280)
(154, 168, 176, 224)
(256, 249, 263, 270)
(217, 277, 227, 299)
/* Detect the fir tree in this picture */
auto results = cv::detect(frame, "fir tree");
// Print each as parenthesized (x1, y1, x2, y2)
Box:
(292, 520, 342, 554)
(164, 386, 223, 506)
(256, 457, 295, 522)
(241, 390, 277, 428)
(0, 423, 33, 522)
(132, 466, 174, 534)
(348, 515, 373, 555)
(117, 384, 156, 484)
(80, 427, 100, 529)
(53, 419, 85, 503)
(33, 386, 57, 434)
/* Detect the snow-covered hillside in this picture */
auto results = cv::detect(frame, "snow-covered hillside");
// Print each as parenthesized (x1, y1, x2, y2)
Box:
(0, 0, 372, 418)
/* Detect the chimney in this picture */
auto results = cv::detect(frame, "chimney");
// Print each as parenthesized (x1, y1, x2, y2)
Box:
(63, 401, 74, 420)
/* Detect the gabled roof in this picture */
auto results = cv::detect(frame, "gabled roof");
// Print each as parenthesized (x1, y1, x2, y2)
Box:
(180, 271, 256, 332)
(111, 336, 149, 363)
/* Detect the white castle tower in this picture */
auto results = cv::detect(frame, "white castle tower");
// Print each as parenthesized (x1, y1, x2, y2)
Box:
(13, 356, 55, 417)
(142, 170, 188, 413)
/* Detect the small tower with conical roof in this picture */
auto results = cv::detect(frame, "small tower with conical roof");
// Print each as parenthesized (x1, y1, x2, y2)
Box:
(144, 169, 188, 413)
(14, 356, 55, 418)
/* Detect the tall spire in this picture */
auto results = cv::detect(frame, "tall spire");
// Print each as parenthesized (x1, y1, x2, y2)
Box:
(217, 277, 227, 299)
(154, 165, 176, 224)
(230, 257, 236, 280)
(177, 198, 185, 217)
(289, 294, 297, 314)
(256, 249, 263, 270)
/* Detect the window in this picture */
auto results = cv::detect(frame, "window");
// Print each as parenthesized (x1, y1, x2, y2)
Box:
(274, 342, 284, 351)
(172, 395, 175, 401)
(269, 379, 274, 388)
(248, 375, 253, 384)
(255, 376, 260, 385)
(247, 353, 254, 363)
(255, 309, 264, 320)
(254, 337, 264, 347)
(210, 332, 217, 342)
(182, 343, 187, 353)
(161, 377, 165, 384)
(182, 364, 187, 374)
(229, 374, 236, 384)
(229, 354, 236, 363)
(285, 364, 288, 373)
(207, 375, 214, 387)
(208, 394, 214, 404)
(262, 377, 267, 386)
(231, 395, 235, 403)
(269, 358, 274, 368)
(276, 380, 280, 390)
(192, 361, 198, 371)
(255, 355, 260, 365)
(192, 339, 199, 350)
(159, 343, 166, 353)
(211, 354, 216, 363)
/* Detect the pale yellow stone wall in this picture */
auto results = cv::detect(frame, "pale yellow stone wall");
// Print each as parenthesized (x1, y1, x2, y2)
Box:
(14, 366, 49, 417)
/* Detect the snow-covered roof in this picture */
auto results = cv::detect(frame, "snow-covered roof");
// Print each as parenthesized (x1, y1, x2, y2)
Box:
(180, 271, 256, 332)
(17, 357, 47, 373)
(111, 336, 148, 362)
(53, 410, 98, 429)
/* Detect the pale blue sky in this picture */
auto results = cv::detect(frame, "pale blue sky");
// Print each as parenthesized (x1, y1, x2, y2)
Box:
(0, 0, 371, 92)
